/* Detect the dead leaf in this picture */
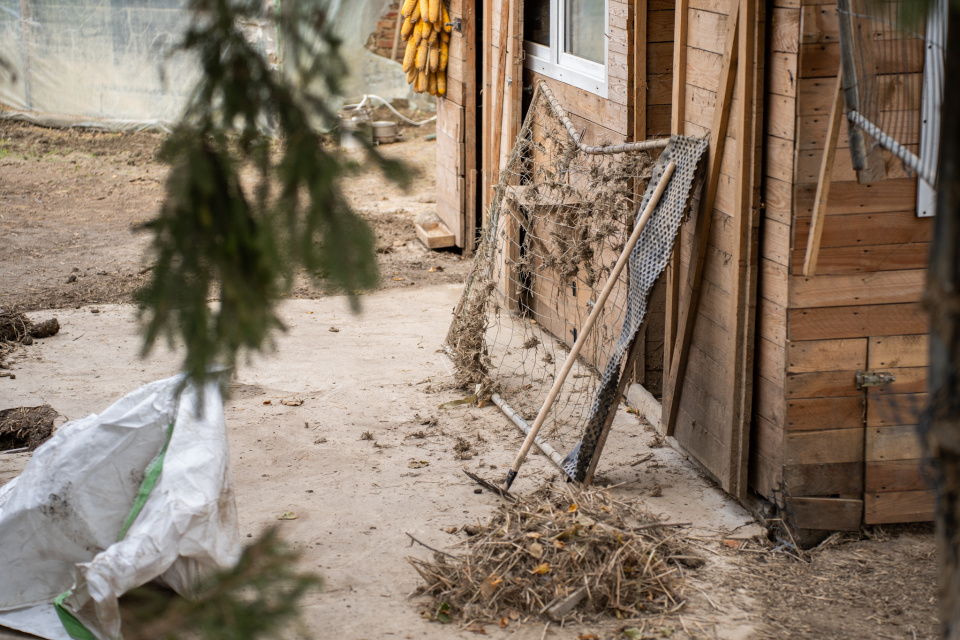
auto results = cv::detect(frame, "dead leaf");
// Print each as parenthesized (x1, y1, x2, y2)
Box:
(445, 526, 458, 534)
(525, 532, 541, 539)
(408, 460, 430, 469)
(277, 511, 298, 520)
(499, 617, 509, 628)
(553, 540, 566, 550)
(329, 327, 340, 332)
(568, 504, 578, 513)
(724, 539, 743, 550)
(263, 400, 272, 405)
(480, 575, 500, 600)
(508, 610, 519, 621)
(578, 635, 599, 640)
(531, 562, 550, 575)
(281, 397, 303, 406)
(393, 276, 406, 281)
(529, 542, 544, 559)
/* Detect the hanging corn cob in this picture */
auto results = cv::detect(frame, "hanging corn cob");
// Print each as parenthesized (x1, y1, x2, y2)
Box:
(397, 0, 451, 96)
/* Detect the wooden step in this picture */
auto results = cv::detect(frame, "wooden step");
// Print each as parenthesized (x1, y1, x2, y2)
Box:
(415, 212, 456, 249)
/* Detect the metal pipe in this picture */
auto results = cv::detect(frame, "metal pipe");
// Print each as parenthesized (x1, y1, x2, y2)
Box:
(490, 393, 569, 471)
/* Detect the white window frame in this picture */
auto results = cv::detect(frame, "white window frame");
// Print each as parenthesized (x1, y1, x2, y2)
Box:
(523, 0, 609, 99)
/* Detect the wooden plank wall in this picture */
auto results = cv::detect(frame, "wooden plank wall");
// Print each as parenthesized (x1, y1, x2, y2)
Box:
(668, 0, 764, 497)
(640, 0, 675, 395)
(752, 0, 936, 529)
(647, 0, 676, 137)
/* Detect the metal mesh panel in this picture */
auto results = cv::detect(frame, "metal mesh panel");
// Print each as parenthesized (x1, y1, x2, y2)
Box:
(837, 0, 944, 186)
(446, 81, 707, 480)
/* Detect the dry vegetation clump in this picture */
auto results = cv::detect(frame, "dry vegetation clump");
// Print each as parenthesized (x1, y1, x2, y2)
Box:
(409, 483, 698, 626)
(0, 405, 58, 451)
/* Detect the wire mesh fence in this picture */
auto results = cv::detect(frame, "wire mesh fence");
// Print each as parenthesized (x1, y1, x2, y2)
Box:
(446, 81, 706, 482)
(837, 0, 944, 186)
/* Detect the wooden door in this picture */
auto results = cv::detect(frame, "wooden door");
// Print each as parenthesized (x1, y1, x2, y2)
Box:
(430, 0, 478, 250)
(863, 336, 935, 524)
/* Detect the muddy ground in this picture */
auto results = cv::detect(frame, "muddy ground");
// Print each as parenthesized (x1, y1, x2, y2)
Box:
(0, 119, 940, 639)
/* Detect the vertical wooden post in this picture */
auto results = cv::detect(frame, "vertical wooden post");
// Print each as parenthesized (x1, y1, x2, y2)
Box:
(726, 0, 759, 498)
(664, 0, 688, 389)
(489, 0, 512, 203)
(663, 0, 740, 437)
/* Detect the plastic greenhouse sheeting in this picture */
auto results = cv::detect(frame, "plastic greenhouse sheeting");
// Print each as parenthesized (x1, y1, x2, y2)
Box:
(0, 0, 422, 131)
(0, 373, 240, 640)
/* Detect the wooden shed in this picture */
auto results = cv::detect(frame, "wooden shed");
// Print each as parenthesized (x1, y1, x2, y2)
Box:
(436, 0, 935, 531)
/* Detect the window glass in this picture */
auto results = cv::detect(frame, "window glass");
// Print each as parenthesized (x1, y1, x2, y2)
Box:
(564, 0, 604, 63)
(524, 0, 551, 47)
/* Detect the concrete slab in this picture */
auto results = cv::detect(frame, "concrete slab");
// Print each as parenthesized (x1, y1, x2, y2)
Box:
(0, 284, 761, 639)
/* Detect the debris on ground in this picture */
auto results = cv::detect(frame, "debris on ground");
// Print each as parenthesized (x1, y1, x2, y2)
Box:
(0, 312, 61, 370)
(0, 405, 58, 452)
(409, 483, 697, 625)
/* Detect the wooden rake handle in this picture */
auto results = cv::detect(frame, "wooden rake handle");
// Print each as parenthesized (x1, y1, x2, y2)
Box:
(502, 160, 678, 490)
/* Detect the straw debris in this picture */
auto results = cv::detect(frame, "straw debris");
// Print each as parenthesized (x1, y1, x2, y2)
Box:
(409, 483, 697, 625)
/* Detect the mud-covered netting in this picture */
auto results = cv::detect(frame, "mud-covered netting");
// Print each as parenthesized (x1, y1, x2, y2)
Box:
(445, 81, 707, 482)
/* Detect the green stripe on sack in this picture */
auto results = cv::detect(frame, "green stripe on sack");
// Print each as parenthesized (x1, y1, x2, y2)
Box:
(54, 591, 97, 640)
(117, 421, 175, 541)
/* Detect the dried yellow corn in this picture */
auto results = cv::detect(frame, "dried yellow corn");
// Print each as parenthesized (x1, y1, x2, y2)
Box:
(410, 1, 420, 22)
(418, 0, 429, 26)
(403, 37, 417, 72)
(428, 70, 438, 95)
(429, 45, 440, 72)
(428, 0, 441, 24)
(416, 39, 429, 70)
(406, 65, 418, 84)
(439, 40, 449, 71)
(416, 69, 428, 93)
(437, 70, 447, 96)
(401, 0, 417, 16)
(401, 16, 414, 39)
(440, 30, 450, 43)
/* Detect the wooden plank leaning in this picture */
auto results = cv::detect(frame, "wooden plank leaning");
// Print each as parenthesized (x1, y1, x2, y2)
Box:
(802, 70, 845, 277)
(663, 0, 741, 437)
(502, 161, 679, 490)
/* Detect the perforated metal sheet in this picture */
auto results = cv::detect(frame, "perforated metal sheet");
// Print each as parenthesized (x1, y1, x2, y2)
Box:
(561, 135, 709, 481)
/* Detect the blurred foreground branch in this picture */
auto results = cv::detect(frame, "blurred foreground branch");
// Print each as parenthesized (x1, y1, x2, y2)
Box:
(137, 0, 409, 385)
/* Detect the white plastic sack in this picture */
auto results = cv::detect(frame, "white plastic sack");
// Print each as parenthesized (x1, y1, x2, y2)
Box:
(0, 373, 241, 640)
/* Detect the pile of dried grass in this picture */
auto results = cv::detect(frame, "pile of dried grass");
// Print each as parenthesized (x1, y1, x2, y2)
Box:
(409, 483, 698, 625)
(0, 405, 58, 451)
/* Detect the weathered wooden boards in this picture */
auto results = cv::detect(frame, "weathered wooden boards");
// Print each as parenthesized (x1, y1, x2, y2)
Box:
(749, 0, 935, 529)
(433, 0, 477, 249)
(662, 0, 763, 499)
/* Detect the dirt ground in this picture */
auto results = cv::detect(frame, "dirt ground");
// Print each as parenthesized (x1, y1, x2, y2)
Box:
(0, 120, 940, 639)
(0, 111, 467, 314)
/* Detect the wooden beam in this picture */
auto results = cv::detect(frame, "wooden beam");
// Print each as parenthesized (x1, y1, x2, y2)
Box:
(488, 0, 512, 203)
(671, 0, 689, 133)
(802, 71, 844, 277)
(634, 0, 648, 141)
(664, 0, 689, 376)
(727, 0, 760, 498)
(663, 0, 740, 438)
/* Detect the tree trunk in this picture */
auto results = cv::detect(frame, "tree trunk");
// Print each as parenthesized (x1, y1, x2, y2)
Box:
(927, 3, 960, 637)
